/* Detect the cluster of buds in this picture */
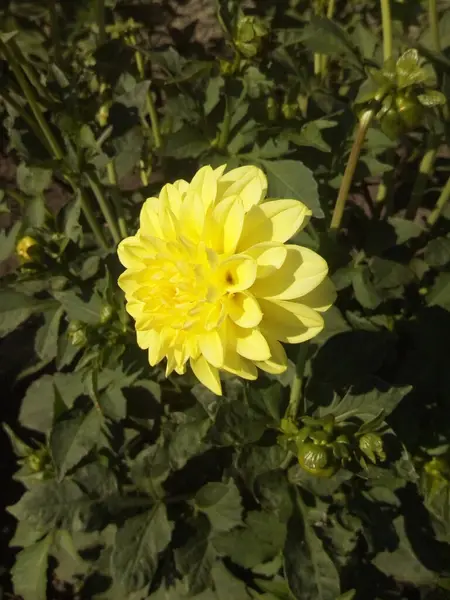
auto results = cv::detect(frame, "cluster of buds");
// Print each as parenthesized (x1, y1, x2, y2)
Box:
(279, 413, 387, 478)
(355, 49, 446, 139)
(234, 13, 269, 58)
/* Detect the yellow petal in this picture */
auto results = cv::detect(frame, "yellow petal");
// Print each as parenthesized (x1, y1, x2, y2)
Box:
(198, 329, 225, 367)
(140, 197, 163, 238)
(245, 242, 287, 279)
(217, 166, 267, 211)
(227, 292, 262, 328)
(136, 328, 155, 349)
(219, 255, 257, 293)
(237, 200, 311, 251)
(213, 164, 227, 179)
(173, 179, 190, 196)
(250, 245, 328, 300)
(117, 235, 155, 270)
(222, 349, 258, 380)
(223, 196, 245, 254)
(159, 183, 183, 217)
(180, 191, 205, 242)
(299, 277, 336, 312)
(259, 298, 324, 343)
(254, 338, 288, 374)
(190, 355, 222, 395)
(148, 328, 171, 365)
(189, 165, 217, 210)
(229, 322, 271, 361)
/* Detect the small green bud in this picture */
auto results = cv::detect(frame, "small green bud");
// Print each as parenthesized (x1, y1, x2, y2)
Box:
(298, 443, 338, 477)
(266, 97, 278, 121)
(100, 303, 114, 324)
(26, 448, 49, 473)
(281, 103, 298, 120)
(68, 320, 88, 347)
(359, 433, 386, 463)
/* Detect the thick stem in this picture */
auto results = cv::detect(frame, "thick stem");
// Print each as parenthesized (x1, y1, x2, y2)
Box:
(405, 135, 439, 220)
(330, 110, 374, 231)
(427, 177, 450, 227)
(217, 95, 232, 151)
(86, 174, 121, 244)
(380, 0, 393, 62)
(286, 342, 310, 421)
(429, 0, 441, 53)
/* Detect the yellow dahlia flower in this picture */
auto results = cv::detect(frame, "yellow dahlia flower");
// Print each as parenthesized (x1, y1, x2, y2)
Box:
(117, 165, 335, 395)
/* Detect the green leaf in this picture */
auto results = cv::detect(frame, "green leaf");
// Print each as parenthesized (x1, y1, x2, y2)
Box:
(284, 502, 340, 600)
(195, 480, 243, 532)
(54, 289, 102, 324)
(62, 196, 82, 242)
(8, 480, 83, 532)
(370, 257, 414, 289)
(111, 504, 173, 593)
(12, 533, 53, 600)
(425, 236, 450, 268)
(301, 16, 362, 69)
(164, 125, 210, 159)
(427, 273, 450, 310)
(213, 511, 287, 569)
(417, 90, 447, 107)
(373, 516, 437, 585)
(319, 383, 411, 421)
(0, 220, 21, 262)
(0, 290, 35, 337)
(130, 445, 170, 499)
(260, 160, 323, 218)
(211, 562, 251, 600)
(352, 268, 383, 309)
(16, 162, 52, 195)
(387, 217, 424, 245)
(34, 307, 63, 361)
(24, 195, 46, 228)
(288, 465, 353, 496)
(175, 515, 216, 595)
(50, 407, 102, 480)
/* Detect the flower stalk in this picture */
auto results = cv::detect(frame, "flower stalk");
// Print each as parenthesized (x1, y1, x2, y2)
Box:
(330, 109, 374, 231)
(286, 342, 310, 421)
(427, 176, 450, 227)
(86, 174, 121, 245)
(380, 0, 393, 61)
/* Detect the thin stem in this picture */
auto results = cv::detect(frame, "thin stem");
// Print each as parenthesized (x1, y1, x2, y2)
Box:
(128, 34, 162, 149)
(380, 0, 393, 62)
(427, 176, 450, 227)
(320, 0, 336, 75)
(1, 91, 52, 150)
(330, 110, 375, 231)
(0, 40, 108, 250)
(217, 95, 232, 151)
(49, 0, 61, 66)
(429, 0, 441, 53)
(107, 162, 128, 239)
(86, 174, 121, 244)
(95, 0, 106, 46)
(405, 134, 439, 220)
(286, 343, 310, 421)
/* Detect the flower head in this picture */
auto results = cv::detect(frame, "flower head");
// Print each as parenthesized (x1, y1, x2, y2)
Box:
(118, 165, 335, 395)
(16, 236, 38, 263)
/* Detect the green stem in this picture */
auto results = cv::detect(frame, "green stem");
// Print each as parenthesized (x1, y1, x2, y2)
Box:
(330, 110, 374, 231)
(320, 0, 336, 75)
(286, 342, 310, 421)
(95, 0, 106, 46)
(107, 161, 128, 239)
(218, 95, 232, 151)
(0, 40, 108, 250)
(1, 91, 52, 150)
(380, 0, 393, 62)
(429, 0, 441, 53)
(9, 39, 51, 103)
(49, 0, 61, 65)
(427, 176, 450, 227)
(405, 135, 439, 220)
(129, 34, 162, 149)
(86, 174, 121, 245)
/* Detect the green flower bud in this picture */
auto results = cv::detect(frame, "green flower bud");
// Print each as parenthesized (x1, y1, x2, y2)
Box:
(266, 97, 278, 121)
(100, 303, 114, 324)
(359, 433, 386, 463)
(298, 443, 338, 477)
(395, 93, 424, 130)
(26, 448, 49, 473)
(424, 457, 450, 480)
(281, 103, 298, 120)
(68, 320, 88, 347)
(235, 15, 268, 58)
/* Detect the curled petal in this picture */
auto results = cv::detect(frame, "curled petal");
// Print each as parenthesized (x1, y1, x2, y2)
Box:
(254, 338, 288, 374)
(219, 255, 257, 293)
(217, 165, 267, 210)
(246, 242, 287, 279)
(238, 200, 311, 251)
(198, 329, 225, 367)
(227, 292, 263, 328)
(189, 165, 217, 210)
(190, 355, 222, 395)
(228, 322, 271, 361)
(250, 245, 328, 300)
(299, 277, 337, 312)
(222, 349, 258, 380)
(259, 298, 324, 343)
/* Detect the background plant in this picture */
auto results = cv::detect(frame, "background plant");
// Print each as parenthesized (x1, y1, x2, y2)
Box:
(2, 0, 450, 599)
